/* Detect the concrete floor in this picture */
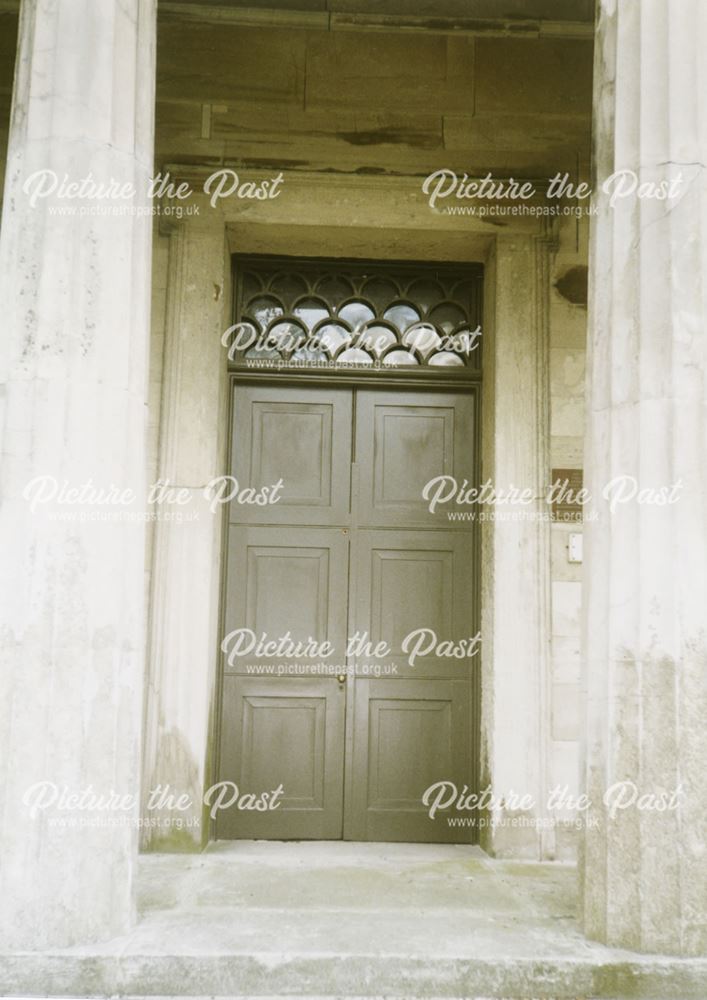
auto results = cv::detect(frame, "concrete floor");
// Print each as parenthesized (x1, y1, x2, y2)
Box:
(2, 842, 706, 998)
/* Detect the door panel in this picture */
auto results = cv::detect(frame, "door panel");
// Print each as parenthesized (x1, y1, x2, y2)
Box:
(355, 390, 476, 528)
(217, 676, 345, 839)
(353, 530, 475, 678)
(348, 678, 471, 842)
(229, 385, 352, 525)
(223, 526, 349, 673)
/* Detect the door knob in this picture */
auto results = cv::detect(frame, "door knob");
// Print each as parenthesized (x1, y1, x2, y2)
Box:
(336, 673, 346, 685)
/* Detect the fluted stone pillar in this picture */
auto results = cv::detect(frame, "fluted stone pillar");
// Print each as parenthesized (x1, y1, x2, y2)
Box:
(582, 0, 707, 955)
(0, 0, 156, 948)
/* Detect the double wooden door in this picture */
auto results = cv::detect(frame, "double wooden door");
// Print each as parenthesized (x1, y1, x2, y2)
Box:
(217, 383, 478, 842)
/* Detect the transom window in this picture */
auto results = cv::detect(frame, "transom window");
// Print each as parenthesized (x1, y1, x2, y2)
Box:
(230, 258, 483, 373)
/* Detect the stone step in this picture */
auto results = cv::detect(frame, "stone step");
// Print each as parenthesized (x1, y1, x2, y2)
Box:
(3, 846, 705, 1000)
(2, 951, 707, 999)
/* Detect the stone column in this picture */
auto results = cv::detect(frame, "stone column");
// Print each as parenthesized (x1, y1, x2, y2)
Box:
(582, 0, 707, 955)
(480, 231, 554, 860)
(0, 0, 156, 948)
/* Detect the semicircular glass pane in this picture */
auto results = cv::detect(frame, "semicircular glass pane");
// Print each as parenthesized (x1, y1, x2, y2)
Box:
(451, 279, 476, 306)
(268, 272, 308, 308)
(429, 351, 465, 367)
(338, 300, 376, 329)
(358, 324, 398, 357)
(428, 301, 467, 335)
(315, 323, 351, 354)
(337, 347, 374, 365)
(242, 271, 263, 300)
(245, 347, 281, 360)
(291, 347, 328, 364)
(293, 297, 330, 329)
(383, 349, 419, 366)
(383, 303, 421, 332)
(361, 277, 400, 311)
(314, 274, 354, 305)
(245, 295, 284, 329)
(265, 320, 306, 354)
(403, 322, 441, 357)
(405, 278, 444, 313)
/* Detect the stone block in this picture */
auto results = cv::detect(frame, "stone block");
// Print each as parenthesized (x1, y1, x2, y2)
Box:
(474, 37, 593, 115)
(550, 435, 584, 467)
(550, 740, 580, 799)
(157, 23, 305, 104)
(550, 346, 585, 398)
(552, 682, 580, 741)
(304, 32, 475, 113)
(444, 112, 589, 154)
(551, 394, 584, 437)
(551, 581, 581, 637)
(552, 635, 581, 683)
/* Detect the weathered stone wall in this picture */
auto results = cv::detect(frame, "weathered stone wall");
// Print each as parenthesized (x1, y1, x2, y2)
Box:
(548, 214, 589, 858)
(154, 14, 591, 179)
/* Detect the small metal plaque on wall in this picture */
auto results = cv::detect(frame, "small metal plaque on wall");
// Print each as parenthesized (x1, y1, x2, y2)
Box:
(550, 468, 584, 522)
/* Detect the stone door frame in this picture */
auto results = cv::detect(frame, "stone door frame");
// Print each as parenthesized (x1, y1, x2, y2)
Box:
(142, 178, 557, 859)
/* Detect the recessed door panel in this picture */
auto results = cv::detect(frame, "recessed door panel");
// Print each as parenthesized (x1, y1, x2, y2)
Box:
(355, 390, 476, 528)
(229, 385, 352, 524)
(223, 526, 349, 673)
(217, 676, 345, 839)
(348, 678, 471, 842)
(353, 530, 476, 678)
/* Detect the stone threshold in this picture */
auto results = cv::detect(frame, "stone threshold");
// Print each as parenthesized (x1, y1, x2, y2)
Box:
(1, 843, 706, 999)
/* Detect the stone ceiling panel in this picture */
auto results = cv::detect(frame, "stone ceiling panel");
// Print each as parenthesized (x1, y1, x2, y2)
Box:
(474, 37, 593, 115)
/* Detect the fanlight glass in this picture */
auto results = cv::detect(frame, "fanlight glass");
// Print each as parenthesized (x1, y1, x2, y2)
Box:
(266, 321, 306, 354)
(338, 300, 376, 328)
(359, 324, 397, 356)
(292, 347, 328, 363)
(361, 277, 399, 311)
(383, 303, 421, 332)
(406, 278, 444, 313)
(428, 301, 467, 335)
(315, 274, 354, 302)
(315, 323, 351, 354)
(383, 349, 419, 366)
(242, 271, 263, 300)
(269, 272, 308, 307)
(337, 348, 374, 365)
(245, 346, 280, 360)
(293, 297, 329, 329)
(429, 351, 465, 366)
(233, 263, 481, 372)
(403, 323, 441, 357)
(246, 295, 284, 328)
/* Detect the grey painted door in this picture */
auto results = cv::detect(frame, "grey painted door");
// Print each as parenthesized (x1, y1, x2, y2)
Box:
(217, 384, 478, 842)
